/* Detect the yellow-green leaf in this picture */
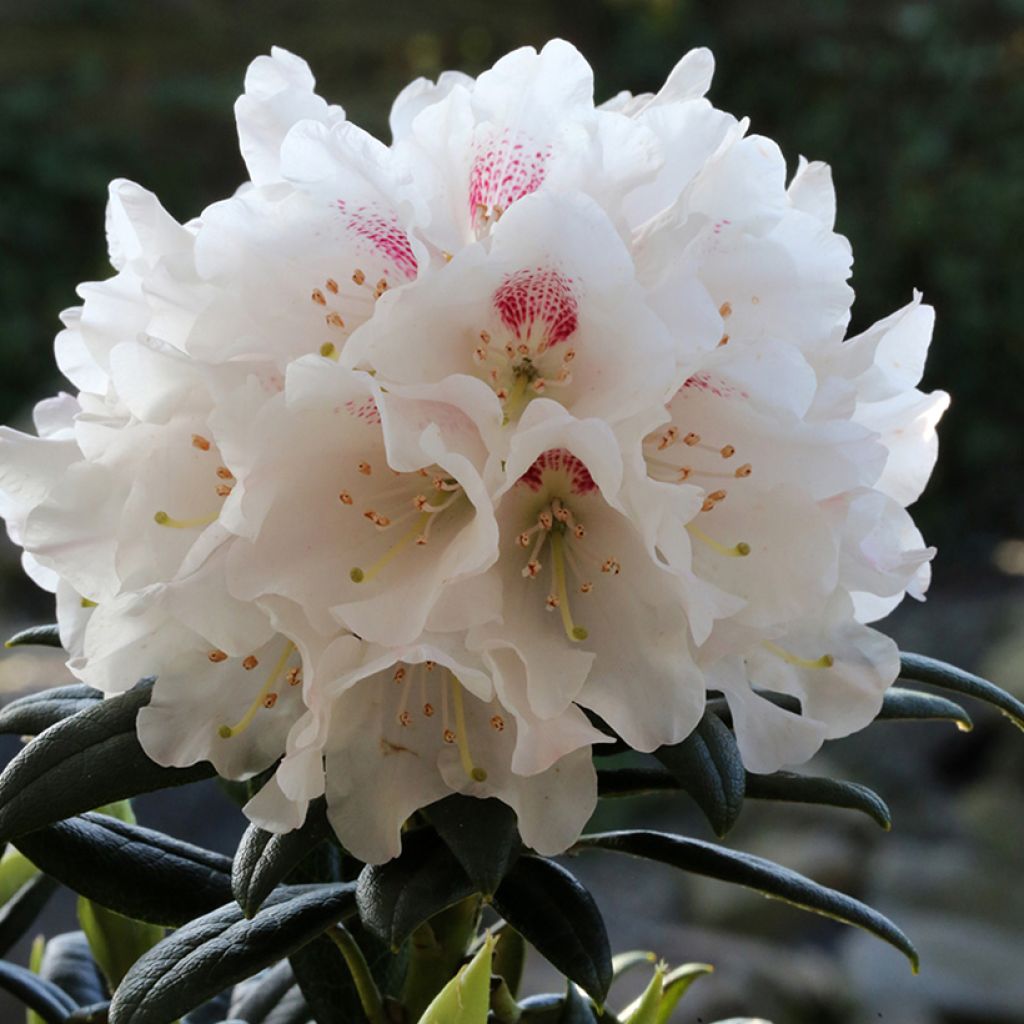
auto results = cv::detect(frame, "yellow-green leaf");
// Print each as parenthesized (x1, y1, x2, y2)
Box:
(416, 932, 493, 1024)
(26, 934, 44, 1024)
(0, 848, 39, 907)
(77, 896, 163, 990)
(621, 963, 664, 1024)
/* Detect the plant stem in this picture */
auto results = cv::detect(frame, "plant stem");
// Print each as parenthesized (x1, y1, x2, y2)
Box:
(327, 924, 387, 1024)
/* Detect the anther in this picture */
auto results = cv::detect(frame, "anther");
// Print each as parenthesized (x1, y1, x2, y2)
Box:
(326, 278, 339, 294)
(242, 655, 259, 671)
(216, 466, 234, 479)
(339, 491, 353, 505)
(311, 289, 327, 305)
(707, 489, 727, 503)
(263, 693, 278, 709)
(718, 334, 730, 346)
(579, 581, 593, 594)
(573, 524, 586, 540)
(683, 432, 701, 446)
(538, 511, 553, 530)
(480, 330, 491, 344)
(358, 461, 372, 475)
(424, 661, 436, 671)
(352, 268, 366, 286)
(678, 467, 693, 481)
(398, 710, 412, 727)
(216, 484, 233, 497)
(523, 560, 542, 578)
(208, 650, 228, 663)
(517, 532, 532, 547)
(326, 311, 345, 328)
(394, 667, 407, 683)
(423, 703, 435, 717)
(720, 445, 736, 459)
(532, 378, 547, 393)
(443, 729, 456, 744)
(719, 301, 732, 318)
(490, 715, 505, 732)
(191, 434, 211, 451)
(658, 427, 679, 451)
(374, 278, 388, 299)
(546, 594, 560, 610)
(286, 668, 302, 686)
(735, 463, 753, 478)
(601, 559, 621, 575)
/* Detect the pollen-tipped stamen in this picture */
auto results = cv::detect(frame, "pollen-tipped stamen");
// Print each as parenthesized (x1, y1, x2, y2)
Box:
(686, 524, 751, 558)
(218, 641, 296, 739)
(762, 641, 835, 669)
(450, 676, 487, 782)
(551, 530, 589, 642)
(153, 510, 218, 530)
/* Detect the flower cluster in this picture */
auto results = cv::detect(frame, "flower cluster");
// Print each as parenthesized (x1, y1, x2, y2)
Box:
(0, 42, 947, 862)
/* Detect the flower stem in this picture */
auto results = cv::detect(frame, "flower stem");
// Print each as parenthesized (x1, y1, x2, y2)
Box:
(327, 924, 387, 1024)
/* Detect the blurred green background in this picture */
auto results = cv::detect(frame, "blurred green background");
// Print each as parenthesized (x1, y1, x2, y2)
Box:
(1, 2, 1022, 1022)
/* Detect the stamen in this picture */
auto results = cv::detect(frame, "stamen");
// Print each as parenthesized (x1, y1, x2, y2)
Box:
(218, 641, 296, 739)
(762, 641, 834, 669)
(216, 484, 233, 498)
(311, 289, 327, 306)
(326, 312, 345, 329)
(358, 461, 372, 475)
(658, 427, 679, 450)
(350, 512, 431, 582)
(683, 432, 701, 446)
(339, 491, 353, 505)
(191, 434, 211, 451)
(286, 667, 301, 687)
(720, 445, 736, 459)
(601, 558, 621, 575)
(451, 676, 487, 782)
(154, 510, 218, 530)
(687, 523, 751, 557)
(352, 268, 366, 286)
(242, 655, 259, 670)
(551, 531, 589, 642)
(216, 466, 234, 480)
(208, 649, 228, 663)
(490, 715, 505, 731)
(719, 301, 732, 318)
(326, 278, 339, 294)
(735, 463, 753, 478)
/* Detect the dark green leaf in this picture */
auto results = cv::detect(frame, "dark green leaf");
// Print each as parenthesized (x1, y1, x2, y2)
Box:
(356, 828, 475, 949)
(0, 681, 215, 843)
(575, 830, 918, 970)
(877, 687, 973, 730)
(227, 961, 295, 1023)
(261, 984, 312, 1024)
(517, 990, 605, 1024)
(0, 959, 78, 1023)
(181, 989, 232, 1024)
(491, 855, 612, 1004)
(597, 768, 680, 799)
(422, 794, 523, 896)
(0, 685, 103, 737)
(0, 871, 58, 956)
(289, 932, 372, 1024)
(66, 1003, 111, 1023)
(232, 798, 330, 917)
(4, 624, 62, 649)
(899, 652, 1024, 730)
(39, 932, 107, 1009)
(560, 983, 601, 1023)
(653, 711, 746, 837)
(108, 883, 357, 1024)
(743, 772, 892, 829)
(14, 813, 232, 926)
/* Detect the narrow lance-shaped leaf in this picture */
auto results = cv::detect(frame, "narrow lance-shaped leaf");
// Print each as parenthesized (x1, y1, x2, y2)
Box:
(491, 855, 612, 1004)
(653, 710, 746, 837)
(14, 813, 232, 927)
(38, 932, 108, 1011)
(0, 960, 78, 1024)
(876, 687, 973, 730)
(0, 681, 215, 843)
(4, 624, 61, 649)
(232, 798, 331, 917)
(422, 794, 523, 896)
(652, 963, 715, 1024)
(743, 772, 892, 830)
(109, 883, 358, 1024)
(0, 872, 59, 958)
(0, 685, 103, 738)
(356, 828, 476, 949)
(574, 831, 918, 971)
(899, 652, 1024, 730)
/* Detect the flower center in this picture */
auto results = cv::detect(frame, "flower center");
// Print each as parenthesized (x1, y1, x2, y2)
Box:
(474, 270, 579, 423)
(515, 449, 621, 643)
(215, 640, 301, 740)
(152, 434, 233, 530)
(389, 662, 501, 782)
(338, 463, 466, 584)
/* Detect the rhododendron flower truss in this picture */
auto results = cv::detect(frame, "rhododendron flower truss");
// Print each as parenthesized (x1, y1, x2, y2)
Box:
(0, 38, 956, 881)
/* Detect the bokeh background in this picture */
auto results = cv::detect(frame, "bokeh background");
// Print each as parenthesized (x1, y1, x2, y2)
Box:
(0, 1, 1022, 1022)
